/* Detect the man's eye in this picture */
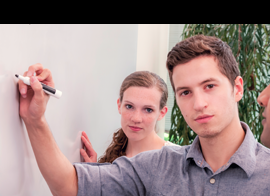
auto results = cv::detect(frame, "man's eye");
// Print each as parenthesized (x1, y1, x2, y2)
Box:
(181, 91, 190, 96)
(146, 108, 153, 113)
(206, 84, 214, 89)
(126, 104, 132, 109)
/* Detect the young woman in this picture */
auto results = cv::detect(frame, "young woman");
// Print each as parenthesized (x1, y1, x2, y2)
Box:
(80, 71, 179, 164)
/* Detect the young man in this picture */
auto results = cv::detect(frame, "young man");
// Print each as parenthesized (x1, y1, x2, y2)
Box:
(257, 84, 270, 148)
(19, 35, 270, 196)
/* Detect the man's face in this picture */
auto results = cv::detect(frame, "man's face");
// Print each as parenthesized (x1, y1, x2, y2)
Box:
(172, 55, 243, 138)
(257, 84, 270, 148)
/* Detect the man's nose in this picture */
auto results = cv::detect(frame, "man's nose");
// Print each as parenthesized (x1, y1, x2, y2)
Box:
(131, 110, 142, 123)
(193, 93, 208, 111)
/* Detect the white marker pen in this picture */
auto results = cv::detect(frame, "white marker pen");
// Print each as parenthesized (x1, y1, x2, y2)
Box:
(15, 74, 62, 99)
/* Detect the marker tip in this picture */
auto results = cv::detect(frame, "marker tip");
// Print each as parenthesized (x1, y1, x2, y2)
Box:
(15, 74, 18, 78)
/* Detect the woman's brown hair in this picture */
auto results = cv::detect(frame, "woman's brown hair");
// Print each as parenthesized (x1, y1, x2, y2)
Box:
(98, 71, 168, 163)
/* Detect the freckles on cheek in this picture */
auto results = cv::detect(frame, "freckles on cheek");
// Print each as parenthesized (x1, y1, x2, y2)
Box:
(143, 115, 155, 125)
(121, 111, 131, 120)
(146, 116, 153, 121)
(123, 113, 130, 118)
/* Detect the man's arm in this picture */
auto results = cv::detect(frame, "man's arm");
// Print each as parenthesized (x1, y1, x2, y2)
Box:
(19, 64, 78, 196)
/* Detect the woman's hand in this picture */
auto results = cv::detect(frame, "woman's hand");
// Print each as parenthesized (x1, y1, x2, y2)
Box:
(80, 131, 98, 163)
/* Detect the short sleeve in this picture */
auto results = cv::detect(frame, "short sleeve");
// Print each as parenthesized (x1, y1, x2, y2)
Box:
(73, 148, 163, 196)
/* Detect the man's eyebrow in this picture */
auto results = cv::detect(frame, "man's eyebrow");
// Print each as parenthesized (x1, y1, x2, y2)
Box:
(175, 78, 219, 93)
(199, 78, 218, 85)
(175, 86, 189, 93)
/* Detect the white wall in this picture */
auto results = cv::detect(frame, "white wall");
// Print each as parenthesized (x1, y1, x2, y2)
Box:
(165, 24, 185, 131)
(136, 24, 170, 138)
(0, 24, 138, 196)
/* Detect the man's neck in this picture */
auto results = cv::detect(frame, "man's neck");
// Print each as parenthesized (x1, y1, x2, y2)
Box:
(199, 118, 245, 173)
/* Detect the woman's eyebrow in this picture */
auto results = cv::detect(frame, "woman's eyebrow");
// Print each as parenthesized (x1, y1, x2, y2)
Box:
(144, 105, 155, 108)
(123, 100, 133, 104)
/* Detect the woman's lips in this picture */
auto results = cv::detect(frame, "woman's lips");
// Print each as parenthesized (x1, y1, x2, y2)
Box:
(195, 115, 214, 123)
(129, 126, 142, 131)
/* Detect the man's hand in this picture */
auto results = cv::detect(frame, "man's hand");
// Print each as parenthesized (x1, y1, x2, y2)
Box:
(80, 131, 98, 163)
(18, 64, 78, 196)
(18, 63, 54, 123)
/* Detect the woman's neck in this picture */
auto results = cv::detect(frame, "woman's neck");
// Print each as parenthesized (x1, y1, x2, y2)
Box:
(125, 132, 165, 158)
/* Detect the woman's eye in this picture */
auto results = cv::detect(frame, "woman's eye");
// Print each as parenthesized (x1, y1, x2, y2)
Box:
(125, 104, 132, 109)
(146, 108, 153, 113)
(181, 91, 190, 96)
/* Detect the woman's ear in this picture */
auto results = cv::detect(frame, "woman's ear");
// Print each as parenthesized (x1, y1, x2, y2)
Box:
(158, 106, 168, 121)
(117, 98, 121, 114)
(234, 76, 244, 102)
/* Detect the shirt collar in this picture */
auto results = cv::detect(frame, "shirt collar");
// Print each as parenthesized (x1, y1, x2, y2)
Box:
(186, 135, 205, 168)
(228, 122, 257, 178)
(186, 122, 257, 178)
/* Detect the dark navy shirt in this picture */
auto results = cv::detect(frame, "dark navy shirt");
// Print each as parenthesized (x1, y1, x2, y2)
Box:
(74, 122, 270, 195)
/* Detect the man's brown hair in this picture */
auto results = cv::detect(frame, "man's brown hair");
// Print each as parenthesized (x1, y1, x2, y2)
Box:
(166, 35, 240, 92)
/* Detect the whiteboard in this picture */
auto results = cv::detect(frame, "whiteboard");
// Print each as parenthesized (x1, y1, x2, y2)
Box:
(0, 24, 138, 196)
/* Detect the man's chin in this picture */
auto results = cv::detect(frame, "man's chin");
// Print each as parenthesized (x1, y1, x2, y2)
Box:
(195, 128, 221, 139)
(198, 134, 220, 139)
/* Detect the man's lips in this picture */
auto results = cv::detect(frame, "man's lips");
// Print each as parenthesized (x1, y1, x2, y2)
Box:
(129, 126, 142, 131)
(195, 115, 214, 123)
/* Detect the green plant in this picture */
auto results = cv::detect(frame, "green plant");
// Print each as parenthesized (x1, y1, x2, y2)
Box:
(169, 24, 270, 145)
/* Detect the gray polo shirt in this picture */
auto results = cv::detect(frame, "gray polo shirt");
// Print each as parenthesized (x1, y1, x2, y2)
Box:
(74, 122, 270, 195)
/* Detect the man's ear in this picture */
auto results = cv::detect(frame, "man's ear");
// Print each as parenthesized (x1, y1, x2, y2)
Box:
(117, 98, 121, 114)
(234, 76, 244, 102)
(158, 106, 168, 121)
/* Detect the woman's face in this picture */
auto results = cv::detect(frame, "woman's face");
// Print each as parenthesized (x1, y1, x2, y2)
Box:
(117, 86, 168, 142)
